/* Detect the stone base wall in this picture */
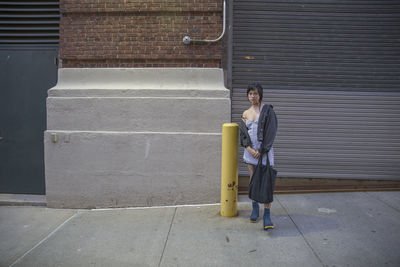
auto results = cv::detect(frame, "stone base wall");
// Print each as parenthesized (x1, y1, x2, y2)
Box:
(45, 68, 230, 208)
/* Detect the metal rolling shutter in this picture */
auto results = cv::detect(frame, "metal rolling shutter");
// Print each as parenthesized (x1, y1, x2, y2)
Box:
(0, 1, 59, 45)
(232, 0, 400, 180)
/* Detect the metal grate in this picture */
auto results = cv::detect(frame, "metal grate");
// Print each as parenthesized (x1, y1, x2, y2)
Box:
(0, 1, 59, 44)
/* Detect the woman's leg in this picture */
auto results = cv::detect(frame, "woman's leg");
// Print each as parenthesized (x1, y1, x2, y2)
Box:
(248, 164, 254, 181)
(249, 164, 274, 229)
(263, 167, 273, 228)
(248, 164, 259, 222)
(263, 201, 274, 230)
(263, 206, 274, 230)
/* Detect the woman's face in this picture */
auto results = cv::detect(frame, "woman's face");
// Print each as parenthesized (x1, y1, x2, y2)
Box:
(248, 89, 260, 105)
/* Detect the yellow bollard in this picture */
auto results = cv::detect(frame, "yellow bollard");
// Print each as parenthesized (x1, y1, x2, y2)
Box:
(220, 123, 239, 217)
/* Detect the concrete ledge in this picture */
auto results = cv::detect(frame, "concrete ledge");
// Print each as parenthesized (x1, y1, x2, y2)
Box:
(48, 88, 230, 98)
(50, 68, 228, 90)
(47, 97, 230, 132)
(0, 194, 46, 206)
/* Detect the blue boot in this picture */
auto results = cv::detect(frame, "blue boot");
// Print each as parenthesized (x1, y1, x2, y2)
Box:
(250, 202, 259, 222)
(263, 208, 275, 230)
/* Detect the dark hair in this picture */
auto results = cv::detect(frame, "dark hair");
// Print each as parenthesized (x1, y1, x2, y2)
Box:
(247, 83, 263, 102)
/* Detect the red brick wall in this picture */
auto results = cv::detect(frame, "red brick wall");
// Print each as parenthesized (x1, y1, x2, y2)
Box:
(60, 1, 223, 68)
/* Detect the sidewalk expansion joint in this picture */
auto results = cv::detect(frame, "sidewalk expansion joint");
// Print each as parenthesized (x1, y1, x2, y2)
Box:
(9, 211, 81, 267)
(158, 207, 177, 267)
(364, 192, 400, 213)
(276, 197, 326, 267)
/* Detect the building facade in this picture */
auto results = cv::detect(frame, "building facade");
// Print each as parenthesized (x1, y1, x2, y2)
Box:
(43, 0, 230, 208)
(1, 0, 399, 207)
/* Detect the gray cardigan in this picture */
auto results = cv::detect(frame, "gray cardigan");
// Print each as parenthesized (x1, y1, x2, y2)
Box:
(239, 104, 278, 153)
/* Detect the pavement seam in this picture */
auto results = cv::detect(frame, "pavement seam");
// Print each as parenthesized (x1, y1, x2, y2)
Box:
(158, 207, 177, 267)
(276, 196, 326, 267)
(91, 203, 219, 211)
(363, 192, 400, 213)
(8, 211, 81, 267)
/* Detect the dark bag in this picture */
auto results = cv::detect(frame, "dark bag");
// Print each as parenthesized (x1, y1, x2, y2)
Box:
(248, 153, 277, 203)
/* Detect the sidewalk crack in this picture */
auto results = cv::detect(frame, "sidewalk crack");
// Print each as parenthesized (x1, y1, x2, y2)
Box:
(9, 211, 81, 267)
(158, 207, 177, 267)
(364, 192, 400, 213)
(276, 197, 326, 267)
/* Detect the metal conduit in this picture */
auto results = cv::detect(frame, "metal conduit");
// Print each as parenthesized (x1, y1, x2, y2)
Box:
(182, 0, 226, 45)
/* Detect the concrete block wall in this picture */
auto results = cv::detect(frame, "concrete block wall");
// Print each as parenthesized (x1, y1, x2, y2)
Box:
(45, 68, 230, 208)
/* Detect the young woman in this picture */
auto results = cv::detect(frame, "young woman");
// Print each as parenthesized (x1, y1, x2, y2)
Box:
(240, 83, 275, 230)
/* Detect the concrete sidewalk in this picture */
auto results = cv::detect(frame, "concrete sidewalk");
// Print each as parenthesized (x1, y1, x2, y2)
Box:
(1, 191, 399, 267)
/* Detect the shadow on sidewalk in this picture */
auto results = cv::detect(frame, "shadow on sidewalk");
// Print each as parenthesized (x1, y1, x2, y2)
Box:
(238, 209, 340, 238)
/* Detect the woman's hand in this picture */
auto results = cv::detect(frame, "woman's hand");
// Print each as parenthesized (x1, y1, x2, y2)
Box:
(246, 146, 260, 159)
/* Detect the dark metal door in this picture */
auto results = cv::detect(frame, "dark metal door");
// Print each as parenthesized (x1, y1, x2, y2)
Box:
(0, 48, 58, 194)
